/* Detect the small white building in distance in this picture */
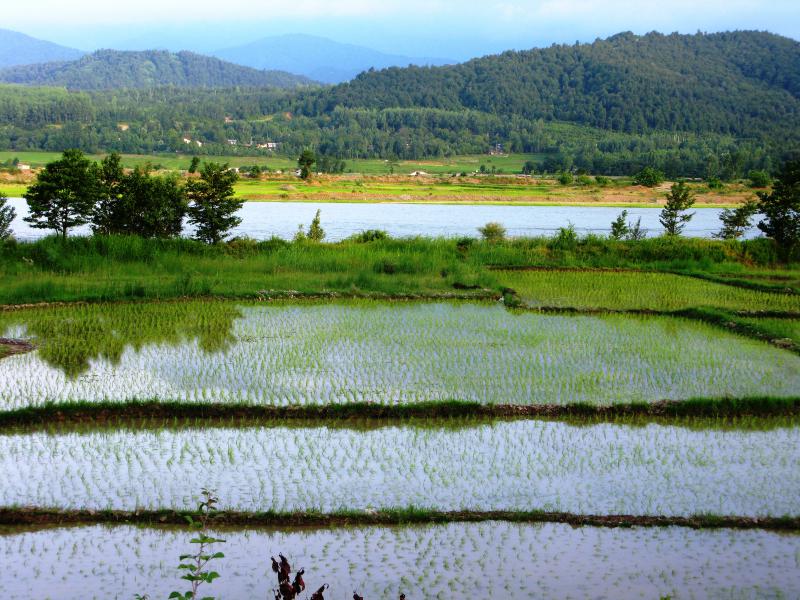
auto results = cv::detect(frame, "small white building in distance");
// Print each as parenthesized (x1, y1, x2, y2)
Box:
(17, 163, 31, 171)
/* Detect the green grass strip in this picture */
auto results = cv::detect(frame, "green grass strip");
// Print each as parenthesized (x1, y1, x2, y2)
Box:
(0, 507, 797, 532)
(1, 397, 798, 430)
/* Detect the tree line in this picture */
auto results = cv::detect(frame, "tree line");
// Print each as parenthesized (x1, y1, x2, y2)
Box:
(20, 150, 242, 244)
(3, 152, 797, 258)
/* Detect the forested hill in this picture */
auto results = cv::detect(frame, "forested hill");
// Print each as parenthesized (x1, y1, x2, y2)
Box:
(0, 50, 316, 90)
(295, 31, 800, 138)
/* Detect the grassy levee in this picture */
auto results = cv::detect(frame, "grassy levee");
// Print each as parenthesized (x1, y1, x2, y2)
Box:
(1, 397, 798, 429)
(0, 234, 797, 306)
(0, 506, 797, 531)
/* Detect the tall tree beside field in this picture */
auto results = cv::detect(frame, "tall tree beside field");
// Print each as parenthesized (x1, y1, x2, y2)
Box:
(757, 159, 800, 257)
(0, 195, 15, 240)
(103, 167, 187, 238)
(23, 149, 101, 238)
(714, 199, 758, 240)
(660, 182, 695, 236)
(298, 150, 316, 180)
(92, 152, 125, 235)
(186, 162, 241, 244)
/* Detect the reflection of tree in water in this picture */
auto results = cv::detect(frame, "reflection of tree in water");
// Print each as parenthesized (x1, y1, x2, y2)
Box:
(0, 301, 242, 378)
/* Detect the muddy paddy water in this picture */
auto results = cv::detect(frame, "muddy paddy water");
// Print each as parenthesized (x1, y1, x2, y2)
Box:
(2, 522, 798, 599)
(2, 301, 799, 409)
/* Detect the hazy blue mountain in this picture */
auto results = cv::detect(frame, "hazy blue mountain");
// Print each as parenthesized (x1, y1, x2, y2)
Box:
(0, 49, 316, 89)
(213, 34, 453, 83)
(0, 28, 84, 68)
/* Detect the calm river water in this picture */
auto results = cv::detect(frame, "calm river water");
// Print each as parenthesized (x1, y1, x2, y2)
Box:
(6, 198, 758, 241)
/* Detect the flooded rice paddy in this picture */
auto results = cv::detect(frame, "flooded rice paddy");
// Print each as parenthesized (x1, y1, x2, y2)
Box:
(1, 420, 798, 516)
(2, 301, 799, 409)
(2, 521, 798, 599)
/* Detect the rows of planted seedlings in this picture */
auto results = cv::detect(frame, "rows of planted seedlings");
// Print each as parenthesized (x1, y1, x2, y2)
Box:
(2, 302, 799, 409)
(1, 420, 798, 516)
(503, 270, 800, 312)
(2, 521, 799, 599)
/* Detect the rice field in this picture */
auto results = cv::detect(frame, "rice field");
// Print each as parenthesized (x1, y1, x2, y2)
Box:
(502, 270, 800, 312)
(2, 522, 798, 600)
(1, 420, 798, 516)
(2, 302, 799, 409)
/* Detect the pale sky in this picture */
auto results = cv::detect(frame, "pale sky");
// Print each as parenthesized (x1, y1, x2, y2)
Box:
(6, 0, 799, 59)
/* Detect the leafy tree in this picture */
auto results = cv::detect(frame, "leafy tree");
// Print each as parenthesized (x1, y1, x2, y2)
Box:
(660, 181, 695, 236)
(92, 152, 125, 235)
(748, 169, 771, 188)
(298, 150, 316, 180)
(0, 195, 16, 240)
(307, 209, 325, 242)
(610, 210, 630, 240)
(757, 159, 800, 257)
(714, 199, 758, 239)
(633, 167, 665, 187)
(188, 156, 201, 174)
(23, 149, 100, 238)
(521, 160, 535, 175)
(186, 163, 241, 244)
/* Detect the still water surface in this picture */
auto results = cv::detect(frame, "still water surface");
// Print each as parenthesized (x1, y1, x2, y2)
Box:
(7, 198, 756, 241)
(2, 522, 798, 599)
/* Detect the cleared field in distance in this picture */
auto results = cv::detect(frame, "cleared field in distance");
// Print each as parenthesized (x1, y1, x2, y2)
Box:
(0, 150, 757, 206)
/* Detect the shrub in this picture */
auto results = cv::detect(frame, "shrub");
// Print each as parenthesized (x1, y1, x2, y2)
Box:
(549, 223, 579, 251)
(478, 222, 507, 243)
(595, 175, 611, 186)
(707, 177, 724, 190)
(348, 229, 388, 243)
(576, 174, 593, 186)
(633, 167, 665, 187)
(748, 170, 771, 188)
(557, 172, 574, 185)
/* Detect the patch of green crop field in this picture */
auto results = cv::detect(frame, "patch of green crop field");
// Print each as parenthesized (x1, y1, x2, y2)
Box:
(502, 270, 800, 313)
(1, 301, 799, 409)
(737, 318, 800, 343)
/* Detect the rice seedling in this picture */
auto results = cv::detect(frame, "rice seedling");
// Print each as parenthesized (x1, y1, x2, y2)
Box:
(502, 270, 800, 312)
(2, 301, 799, 409)
(1, 302, 798, 410)
(0, 420, 797, 517)
(0, 522, 798, 599)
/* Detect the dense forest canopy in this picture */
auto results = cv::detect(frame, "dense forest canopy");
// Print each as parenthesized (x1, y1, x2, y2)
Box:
(0, 50, 315, 90)
(0, 31, 797, 177)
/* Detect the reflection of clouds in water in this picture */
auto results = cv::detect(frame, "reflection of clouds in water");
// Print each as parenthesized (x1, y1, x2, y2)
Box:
(1, 421, 798, 516)
(1, 304, 799, 409)
(6, 198, 758, 241)
(2, 522, 799, 600)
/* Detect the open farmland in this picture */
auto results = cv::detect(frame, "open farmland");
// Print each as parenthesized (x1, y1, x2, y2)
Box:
(1, 235, 799, 598)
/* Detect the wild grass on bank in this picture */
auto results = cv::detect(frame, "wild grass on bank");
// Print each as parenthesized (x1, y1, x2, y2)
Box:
(0, 234, 797, 306)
